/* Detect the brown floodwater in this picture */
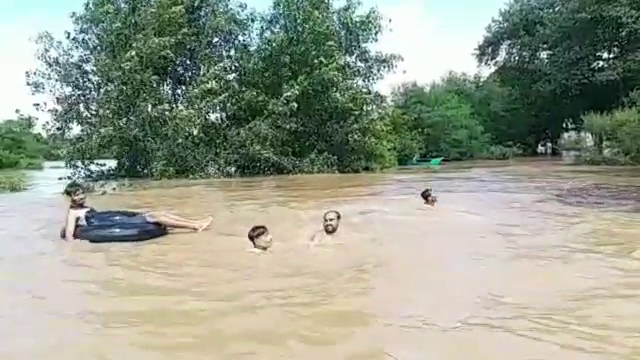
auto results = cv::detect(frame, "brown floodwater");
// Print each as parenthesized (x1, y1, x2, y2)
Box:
(1, 159, 639, 359)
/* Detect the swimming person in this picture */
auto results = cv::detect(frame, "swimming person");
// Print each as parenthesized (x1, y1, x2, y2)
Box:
(421, 188, 437, 207)
(62, 182, 212, 241)
(309, 210, 341, 244)
(247, 225, 273, 252)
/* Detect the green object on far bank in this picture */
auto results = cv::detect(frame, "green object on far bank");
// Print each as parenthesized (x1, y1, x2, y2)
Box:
(407, 156, 444, 166)
(429, 157, 444, 165)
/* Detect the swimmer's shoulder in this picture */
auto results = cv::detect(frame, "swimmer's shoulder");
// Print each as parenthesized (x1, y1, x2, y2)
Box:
(67, 207, 84, 219)
(309, 229, 324, 243)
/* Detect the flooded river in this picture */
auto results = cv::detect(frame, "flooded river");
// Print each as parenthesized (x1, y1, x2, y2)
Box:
(1, 159, 639, 359)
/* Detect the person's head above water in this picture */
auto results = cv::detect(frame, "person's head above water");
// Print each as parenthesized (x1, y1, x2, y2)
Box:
(247, 225, 273, 251)
(420, 188, 437, 206)
(63, 181, 87, 206)
(322, 210, 341, 235)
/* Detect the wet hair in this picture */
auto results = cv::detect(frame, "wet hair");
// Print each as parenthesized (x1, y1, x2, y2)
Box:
(247, 225, 268, 246)
(63, 181, 85, 197)
(420, 188, 433, 201)
(323, 210, 341, 221)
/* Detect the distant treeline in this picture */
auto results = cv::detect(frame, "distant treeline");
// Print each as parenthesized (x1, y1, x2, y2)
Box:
(0, 113, 112, 170)
(19, 0, 640, 179)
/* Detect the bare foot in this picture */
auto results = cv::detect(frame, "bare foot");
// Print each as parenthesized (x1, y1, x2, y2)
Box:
(197, 217, 213, 232)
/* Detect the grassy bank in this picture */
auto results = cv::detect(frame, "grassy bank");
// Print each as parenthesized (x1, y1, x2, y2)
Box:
(0, 155, 42, 192)
(0, 172, 28, 192)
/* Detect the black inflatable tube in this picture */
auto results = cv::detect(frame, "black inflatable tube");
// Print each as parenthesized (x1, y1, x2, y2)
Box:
(77, 222, 168, 243)
(60, 210, 168, 243)
(86, 210, 147, 226)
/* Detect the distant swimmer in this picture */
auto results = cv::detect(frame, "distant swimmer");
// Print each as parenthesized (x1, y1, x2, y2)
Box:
(247, 225, 273, 252)
(310, 210, 341, 244)
(421, 188, 437, 207)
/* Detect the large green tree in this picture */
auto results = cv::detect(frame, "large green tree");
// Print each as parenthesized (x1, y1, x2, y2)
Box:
(476, 0, 640, 146)
(28, 0, 255, 178)
(426, 72, 535, 151)
(389, 79, 490, 162)
(27, 0, 400, 179)
(225, 0, 400, 174)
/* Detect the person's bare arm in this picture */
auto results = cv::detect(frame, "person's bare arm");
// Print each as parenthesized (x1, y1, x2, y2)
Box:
(64, 210, 77, 241)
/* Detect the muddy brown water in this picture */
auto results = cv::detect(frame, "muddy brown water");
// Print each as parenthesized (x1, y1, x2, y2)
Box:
(1, 159, 639, 359)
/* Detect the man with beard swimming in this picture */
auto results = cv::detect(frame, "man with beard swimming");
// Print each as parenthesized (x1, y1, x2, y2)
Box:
(310, 210, 341, 244)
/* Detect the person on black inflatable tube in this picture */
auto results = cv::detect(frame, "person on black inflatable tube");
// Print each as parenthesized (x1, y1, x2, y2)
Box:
(62, 182, 212, 241)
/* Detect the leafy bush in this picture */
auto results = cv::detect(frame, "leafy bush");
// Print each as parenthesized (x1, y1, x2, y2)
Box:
(0, 114, 49, 170)
(481, 144, 523, 160)
(390, 82, 492, 162)
(579, 107, 640, 165)
(0, 150, 44, 170)
(576, 151, 632, 166)
(0, 173, 28, 192)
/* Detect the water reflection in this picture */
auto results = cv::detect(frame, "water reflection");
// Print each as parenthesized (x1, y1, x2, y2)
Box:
(0, 160, 639, 359)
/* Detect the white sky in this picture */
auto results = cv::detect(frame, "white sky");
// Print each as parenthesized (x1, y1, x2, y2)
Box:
(374, 2, 490, 94)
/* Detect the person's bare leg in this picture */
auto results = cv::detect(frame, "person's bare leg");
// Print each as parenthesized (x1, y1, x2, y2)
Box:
(159, 213, 213, 231)
(197, 216, 213, 231)
(145, 212, 212, 232)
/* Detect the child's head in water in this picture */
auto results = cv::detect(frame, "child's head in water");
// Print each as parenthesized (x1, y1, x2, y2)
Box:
(64, 181, 87, 206)
(420, 188, 437, 206)
(248, 225, 273, 251)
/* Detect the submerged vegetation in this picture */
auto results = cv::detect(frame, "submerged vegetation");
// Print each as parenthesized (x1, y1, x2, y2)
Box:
(0, 172, 28, 193)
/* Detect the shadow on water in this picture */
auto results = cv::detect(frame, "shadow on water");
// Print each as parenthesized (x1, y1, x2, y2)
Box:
(0, 159, 639, 359)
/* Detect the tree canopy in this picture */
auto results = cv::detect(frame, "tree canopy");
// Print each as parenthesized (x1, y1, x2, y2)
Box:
(476, 0, 640, 142)
(27, 0, 404, 178)
(23, 0, 640, 179)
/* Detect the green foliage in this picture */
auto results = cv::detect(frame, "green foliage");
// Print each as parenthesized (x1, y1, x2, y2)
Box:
(476, 0, 640, 152)
(389, 72, 539, 158)
(481, 144, 524, 160)
(0, 172, 28, 192)
(390, 77, 497, 162)
(22, 0, 640, 177)
(28, 0, 401, 179)
(0, 113, 49, 170)
(623, 89, 640, 107)
(578, 106, 640, 164)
